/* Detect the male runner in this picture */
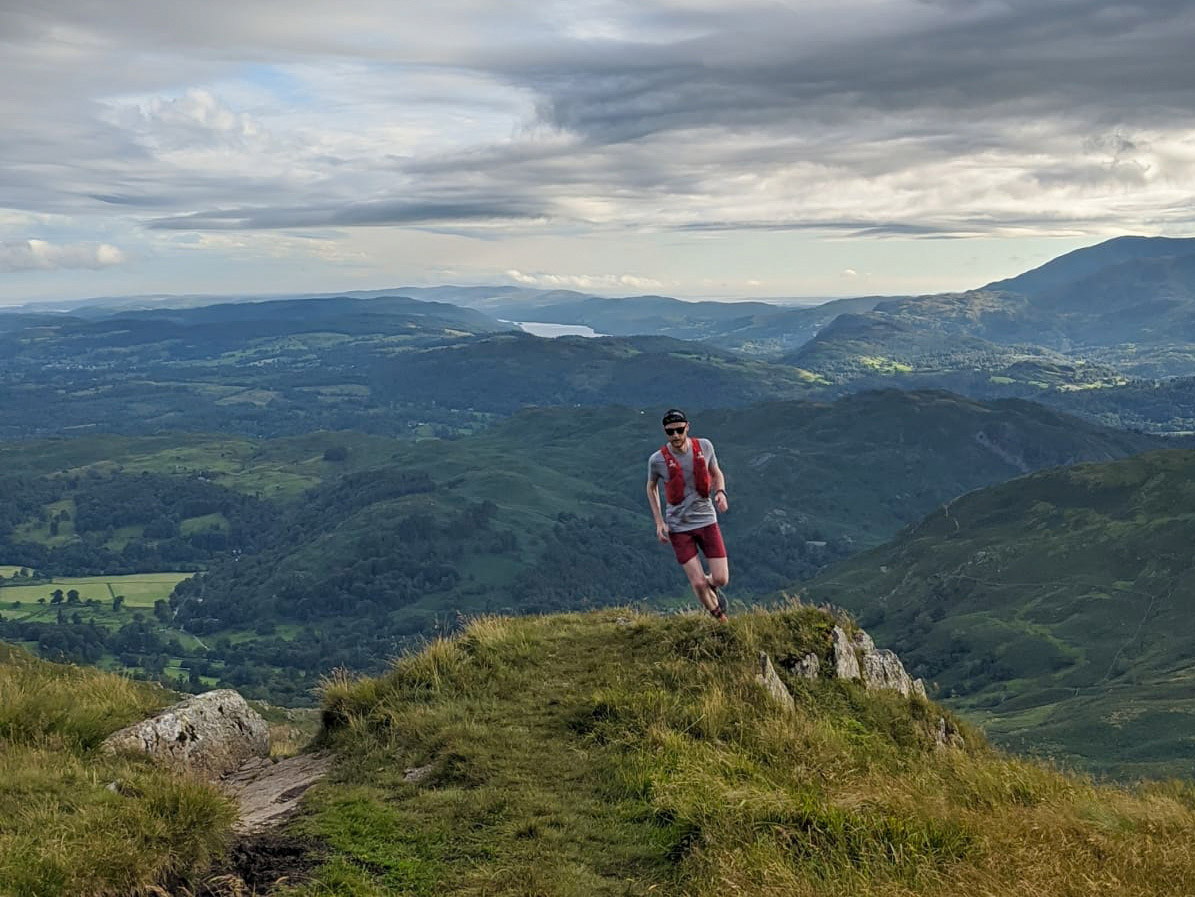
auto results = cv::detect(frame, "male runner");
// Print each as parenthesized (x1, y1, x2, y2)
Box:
(646, 409, 731, 621)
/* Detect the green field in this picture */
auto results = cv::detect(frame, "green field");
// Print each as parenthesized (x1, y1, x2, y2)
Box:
(0, 567, 25, 578)
(0, 572, 193, 608)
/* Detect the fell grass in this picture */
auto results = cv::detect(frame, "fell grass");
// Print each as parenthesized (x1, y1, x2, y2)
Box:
(0, 642, 237, 897)
(291, 606, 1195, 896)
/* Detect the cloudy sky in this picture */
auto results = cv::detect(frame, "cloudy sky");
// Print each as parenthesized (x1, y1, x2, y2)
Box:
(2, 0, 1193, 304)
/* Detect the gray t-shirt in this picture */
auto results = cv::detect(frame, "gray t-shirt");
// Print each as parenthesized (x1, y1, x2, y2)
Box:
(648, 437, 718, 533)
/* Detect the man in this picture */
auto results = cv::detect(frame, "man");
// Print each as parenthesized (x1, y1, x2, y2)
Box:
(646, 409, 731, 621)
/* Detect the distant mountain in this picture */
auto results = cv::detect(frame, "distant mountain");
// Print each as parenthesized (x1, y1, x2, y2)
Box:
(0, 294, 517, 439)
(983, 235, 1195, 298)
(805, 449, 1195, 777)
(367, 332, 829, 414)
(778, 236, 1195, 396)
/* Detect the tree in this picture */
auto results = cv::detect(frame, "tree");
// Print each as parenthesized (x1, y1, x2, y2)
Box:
(112, 594, 125, 612)
(50, 589, 64, 605)
(66, 589, 80, 605)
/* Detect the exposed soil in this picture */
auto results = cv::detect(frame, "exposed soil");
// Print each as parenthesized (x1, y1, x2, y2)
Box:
(192, 831, 328, 896)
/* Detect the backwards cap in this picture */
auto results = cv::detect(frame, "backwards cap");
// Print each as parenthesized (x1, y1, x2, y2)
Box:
(661, 408, 688, 425)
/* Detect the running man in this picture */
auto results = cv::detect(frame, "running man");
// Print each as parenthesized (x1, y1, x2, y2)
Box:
(646, 409, 731, 621)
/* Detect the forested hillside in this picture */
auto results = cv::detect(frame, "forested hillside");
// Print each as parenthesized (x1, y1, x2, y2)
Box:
(0, 391, 1163, 703)
(806, 449, 1195, 777)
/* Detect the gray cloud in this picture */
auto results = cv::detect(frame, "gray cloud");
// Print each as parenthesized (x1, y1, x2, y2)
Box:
(3, 0, 1195, 245)
(148, 198, 551, 230)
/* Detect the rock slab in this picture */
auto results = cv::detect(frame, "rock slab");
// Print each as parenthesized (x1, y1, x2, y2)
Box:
(831, 626, 861, 680)
(860, 649, 919, 697)
(222, 752, 333, 833)
(102, 689, 270, 779)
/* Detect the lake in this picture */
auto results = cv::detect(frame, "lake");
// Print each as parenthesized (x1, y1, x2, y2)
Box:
(508, 321, 605, 338)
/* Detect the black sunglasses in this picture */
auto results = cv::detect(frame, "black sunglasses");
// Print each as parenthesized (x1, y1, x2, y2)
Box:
(664, 425, 687, 435)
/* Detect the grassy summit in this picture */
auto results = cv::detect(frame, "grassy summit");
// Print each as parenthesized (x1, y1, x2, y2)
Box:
(290, 607, 1195, 896)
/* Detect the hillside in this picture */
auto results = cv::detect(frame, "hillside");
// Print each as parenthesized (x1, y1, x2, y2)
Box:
(283, 606, 1195, 895)
(783, 237, 1195, 392)
(0, 305, 831, 440)
(9, 608, 1195, 895)
(805, 449, 1195, 777)
(983, 235, 1195, 297)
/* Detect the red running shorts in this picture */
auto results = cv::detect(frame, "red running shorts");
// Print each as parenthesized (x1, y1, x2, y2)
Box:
(668, 522, 727, 565)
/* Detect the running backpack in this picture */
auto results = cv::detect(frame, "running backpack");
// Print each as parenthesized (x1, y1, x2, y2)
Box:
(661, 439, 711, 506)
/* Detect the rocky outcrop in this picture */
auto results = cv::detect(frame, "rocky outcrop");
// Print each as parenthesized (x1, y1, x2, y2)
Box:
(756, 652, 796, 712)
(831, 625, 926, 698)
(861, 650, 924, 698)
(101, 689, 270, 779)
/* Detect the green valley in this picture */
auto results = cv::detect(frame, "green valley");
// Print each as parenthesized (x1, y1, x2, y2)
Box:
(0, 391, 1164, 706)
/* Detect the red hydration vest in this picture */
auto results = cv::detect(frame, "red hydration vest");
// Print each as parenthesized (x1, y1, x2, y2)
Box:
(661, 438, 711, 506)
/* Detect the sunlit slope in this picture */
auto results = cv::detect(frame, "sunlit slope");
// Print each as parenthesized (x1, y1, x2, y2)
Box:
(291, 607, 1195, 896)
(806, 449, 1195, 777)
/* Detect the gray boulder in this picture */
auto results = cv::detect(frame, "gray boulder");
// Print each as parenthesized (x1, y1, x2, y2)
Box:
(101, 689, 270, 779)
(831, 626, 861, 680)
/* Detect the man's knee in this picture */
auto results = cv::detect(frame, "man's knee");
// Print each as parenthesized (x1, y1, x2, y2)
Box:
(710, 569, 729, 588)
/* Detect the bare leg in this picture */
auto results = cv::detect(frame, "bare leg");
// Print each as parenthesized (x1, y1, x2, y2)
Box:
(681, 556, 718, 612)
(706, 556, 729, 591)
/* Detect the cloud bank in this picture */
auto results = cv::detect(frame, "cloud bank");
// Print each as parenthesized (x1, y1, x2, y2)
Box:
(0, 240, 125, 273)
(2, 0, 1194, 293)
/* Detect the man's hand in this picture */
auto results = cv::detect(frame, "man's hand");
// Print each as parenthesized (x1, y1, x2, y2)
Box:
(656, 522, 670, 543)
(715, 492, 729, 513)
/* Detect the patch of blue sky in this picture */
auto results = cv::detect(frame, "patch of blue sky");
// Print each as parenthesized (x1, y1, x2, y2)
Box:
(237, 64, 312, 108)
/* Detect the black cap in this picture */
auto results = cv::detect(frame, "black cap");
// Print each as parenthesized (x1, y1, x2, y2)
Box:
(662, 408, 687, 425)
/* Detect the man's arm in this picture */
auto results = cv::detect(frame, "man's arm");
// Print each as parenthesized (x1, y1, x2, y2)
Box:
(646, 475, 669, 542)
(709, 458, 729, 512)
